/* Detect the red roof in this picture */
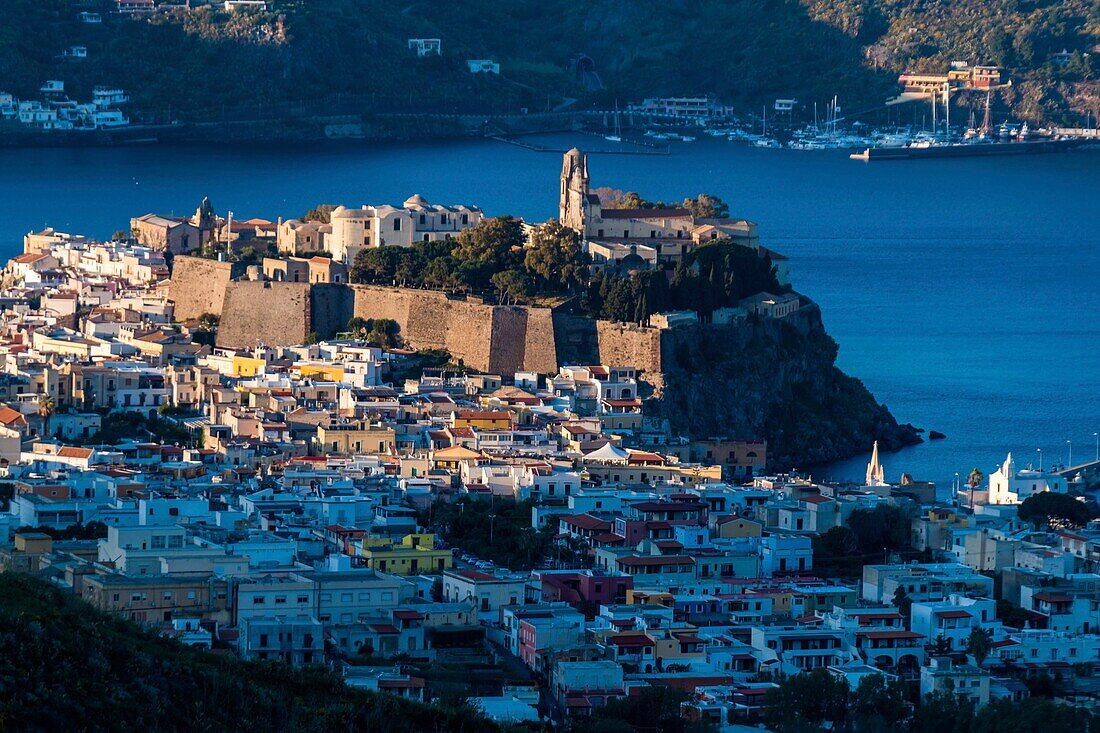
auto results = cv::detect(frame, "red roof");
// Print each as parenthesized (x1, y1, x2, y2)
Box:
(600, 208, 692, 220)
(369, 624, 400, 634)
(393, 610, 424, 620)
(857, 630, 924, 640)
(934, 610, 972, 619)
(612, 633, 654, 647)
(378, 677, 425, 689)
(563, 514, 612, 531)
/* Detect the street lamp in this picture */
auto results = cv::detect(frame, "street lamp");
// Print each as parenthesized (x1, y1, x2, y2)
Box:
(1037, 448, 1043, 471)
(1094, 432, 1098, 462)
(1067, 440, 1072, 468)
(488, 513, 497, 546)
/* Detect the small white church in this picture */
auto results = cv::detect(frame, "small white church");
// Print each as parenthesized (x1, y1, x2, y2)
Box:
(987, 452, 1069, 505)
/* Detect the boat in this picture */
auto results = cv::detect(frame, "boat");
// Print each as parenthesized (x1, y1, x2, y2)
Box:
(753, 138, 781, 148)
(605, 102, 622, 142)
(850, 137, 1084, 161)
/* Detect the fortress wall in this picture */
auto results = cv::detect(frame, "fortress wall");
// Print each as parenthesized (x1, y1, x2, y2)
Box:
(594, 321, 666, 393)
(168, 256, 241, 321)
(310, 283, 355, 340)
(487, 307, 530, 376)
(522, 307, 560, 374)
(217, 281, 311, 348)
(349, 285, 558, 374)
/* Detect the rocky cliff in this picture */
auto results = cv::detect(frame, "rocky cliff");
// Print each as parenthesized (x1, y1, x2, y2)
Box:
(650, 303, 921, 470)
(172, 268, 918, 468)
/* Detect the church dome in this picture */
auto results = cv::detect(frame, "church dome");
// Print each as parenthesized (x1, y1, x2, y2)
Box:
(403, 194, 427, 207)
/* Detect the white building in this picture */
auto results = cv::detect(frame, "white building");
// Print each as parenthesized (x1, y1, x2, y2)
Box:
(326, 196, 482, 263)
(988, 453, 1068, 504)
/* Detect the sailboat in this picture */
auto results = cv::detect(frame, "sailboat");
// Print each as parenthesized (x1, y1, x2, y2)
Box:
(605, 103, 622, 142)
(754, 103, 780, 148)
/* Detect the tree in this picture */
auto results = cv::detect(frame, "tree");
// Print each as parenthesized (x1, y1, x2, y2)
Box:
(812, 525, 860, 578)
(763, 669, 850, 731)
(1018, 491, 1093, 529)
(893, 586, 912, 625)
(851, 674, 907, 731)
(966, 626, 993, 665)
(303, 331, 321, 345)
(346, 316, 369, 337)
(196, 312, 220, 333)
(450, 216, 524, 289)
(682, 193, 730, 219)
(302, 204, 336, 223)
(967, 467, 984, 489)
(912, 690, 975, 733)
(523, 218, 590, 291)
(490, 269, 529, 305)
(37, 395, 56, 438)
(847, 504, 913, 555)
(429, 577, 443, 602)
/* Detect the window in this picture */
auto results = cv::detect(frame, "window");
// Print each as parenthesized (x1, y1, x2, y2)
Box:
(393, 219, 401, 231)
(259, 634, 269, 647)
(253, 596, 266, 605)
(275, 596, 287, 605)
(462, 214, 469, 225)
(151, 535, 166, 549)
(297, 595, 309, 604)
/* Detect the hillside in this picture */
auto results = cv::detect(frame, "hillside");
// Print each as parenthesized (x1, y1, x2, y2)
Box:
(0, 0, 1094, 132)
(0, 572, 497, 733)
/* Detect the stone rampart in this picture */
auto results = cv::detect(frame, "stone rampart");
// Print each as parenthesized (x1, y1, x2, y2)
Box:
(168, 256, 242, 322)
(217, 281, 311, 348)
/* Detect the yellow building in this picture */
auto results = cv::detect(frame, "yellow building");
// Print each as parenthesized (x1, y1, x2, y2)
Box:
(452, 410, 513, 431)
(431, 445, 488, 471)
(354, 533, 452, 575)
(715, 516, 763, 539)
(232, 355, 266, 378)
(317, 422, 396, 455)
(297, 363, 345, 381)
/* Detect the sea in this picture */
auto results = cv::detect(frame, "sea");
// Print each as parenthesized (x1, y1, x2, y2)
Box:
(0, 136, 1096, 486)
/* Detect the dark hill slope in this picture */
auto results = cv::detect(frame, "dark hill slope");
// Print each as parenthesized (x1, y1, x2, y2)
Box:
(0, 572, 495, 733)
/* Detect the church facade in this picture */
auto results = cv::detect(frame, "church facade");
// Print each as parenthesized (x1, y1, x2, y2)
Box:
(558, 148, 761, 271)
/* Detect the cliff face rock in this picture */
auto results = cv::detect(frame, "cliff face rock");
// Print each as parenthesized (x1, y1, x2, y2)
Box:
(650, 304, 921, 469)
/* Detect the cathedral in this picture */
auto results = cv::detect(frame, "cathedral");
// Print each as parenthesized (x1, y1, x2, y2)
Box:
(557, 148, 764, 272)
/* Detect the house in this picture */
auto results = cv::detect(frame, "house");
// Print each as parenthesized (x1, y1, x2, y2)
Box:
(408, 39, 441, 57)
(920, 656, 991, 706)
(552, 661, 625, 714)
(238, 615, 323, 666)
(353, 533, 452, 575)
(467, 59, 500, 74)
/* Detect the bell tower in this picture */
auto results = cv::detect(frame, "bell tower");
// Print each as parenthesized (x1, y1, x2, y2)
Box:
(559, 148, 589, 234)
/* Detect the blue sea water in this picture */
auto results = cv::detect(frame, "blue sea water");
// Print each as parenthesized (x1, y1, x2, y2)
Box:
(0, 137, 1096, 484)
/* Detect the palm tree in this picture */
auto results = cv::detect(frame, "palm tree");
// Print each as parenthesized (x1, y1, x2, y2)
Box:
(37, 395, 56, 438)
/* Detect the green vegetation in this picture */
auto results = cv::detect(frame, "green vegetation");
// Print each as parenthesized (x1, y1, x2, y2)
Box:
(0, 572, 500, 733)
(812, 504, 918, 578)
(13, 521, 108, 540)
(346, 316, 403, 348)
(584, 240, 783, 323)
(0, 0, 1092, 132)
(758, 669, 1099, 733)
(350, 214, 780, 323)
(571, 686, 710, 733)
(422, 498, 578, 571)
(351, 217, 588, 303)
(1018, 491, 1096, 528)
(72, 410, 195, 447)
